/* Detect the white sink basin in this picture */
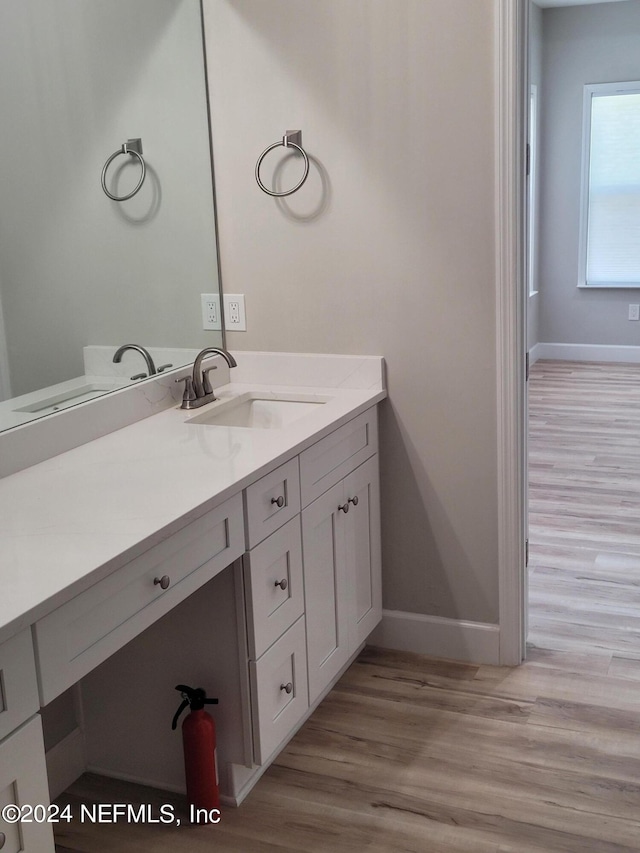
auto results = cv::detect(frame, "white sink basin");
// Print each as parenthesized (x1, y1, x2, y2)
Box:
(187, 392, 330, 429)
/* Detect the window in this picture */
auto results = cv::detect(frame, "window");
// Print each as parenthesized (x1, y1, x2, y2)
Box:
(579, 81, 640, 288)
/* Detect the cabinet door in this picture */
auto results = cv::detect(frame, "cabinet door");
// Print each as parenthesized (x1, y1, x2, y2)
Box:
(0, 717, 55, 852)
(301, 481, 350, 705)
(344, 455, 382, 650)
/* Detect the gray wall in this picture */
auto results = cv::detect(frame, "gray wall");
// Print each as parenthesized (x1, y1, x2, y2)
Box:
(539, 0, 640, 346)
(204, 0, 499, 625)
(0, 0, 221, 397)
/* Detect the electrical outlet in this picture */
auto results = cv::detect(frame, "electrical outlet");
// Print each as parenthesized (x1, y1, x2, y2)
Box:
(629, 304, 640, 321)
(223, 294, 246, 331)
(201, 293, 221, 330)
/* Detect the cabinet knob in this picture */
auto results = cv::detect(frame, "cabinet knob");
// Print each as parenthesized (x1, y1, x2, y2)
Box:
(338, 502, 349, 513)
(275, 578, 288, 590)
(280, 682, 293, 694)
(348, 495, 359, 507)
(271, 495, 285, 508)
(0, 831, 5, 849)
(154, 575, 171, 590)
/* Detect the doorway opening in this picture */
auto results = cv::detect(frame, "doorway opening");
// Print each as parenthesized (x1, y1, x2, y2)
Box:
(525, 0, 640, 668)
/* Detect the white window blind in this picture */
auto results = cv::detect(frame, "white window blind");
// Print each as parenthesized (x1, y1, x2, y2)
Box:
(581, 82, 640, 288)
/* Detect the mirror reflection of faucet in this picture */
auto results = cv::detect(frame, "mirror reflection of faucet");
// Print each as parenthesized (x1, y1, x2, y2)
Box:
(176, 348, 237, 410)
(112, 344, 158, 380)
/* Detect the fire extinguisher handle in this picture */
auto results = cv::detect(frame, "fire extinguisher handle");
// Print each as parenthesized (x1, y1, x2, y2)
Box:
(171, 698, 190, 730)
(172, 685, 219, 730)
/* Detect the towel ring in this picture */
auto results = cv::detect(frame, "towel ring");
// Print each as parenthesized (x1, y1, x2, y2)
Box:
(255, 130, 309, 197)
(101, 138, 146, 202)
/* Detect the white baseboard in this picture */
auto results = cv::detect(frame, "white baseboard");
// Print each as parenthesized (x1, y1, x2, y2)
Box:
(46, 727, 86, 800)
(369, 610, 500, 665)
(528, 342, 543, 365)
(533, 342, 640, 364)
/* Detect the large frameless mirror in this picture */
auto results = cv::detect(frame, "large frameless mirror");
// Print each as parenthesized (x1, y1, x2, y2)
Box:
(0, 0, 223, 432)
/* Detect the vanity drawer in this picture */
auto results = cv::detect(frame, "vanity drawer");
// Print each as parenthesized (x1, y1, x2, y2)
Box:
(244, 517, 304, 659)
(249, 615, 308, 765)
(0, 630, 40, 743)
(300, 408, 378, 507)
(245, 457, 300, 548)
(34, 493, 244, 704)
(0, 716, 55, 852)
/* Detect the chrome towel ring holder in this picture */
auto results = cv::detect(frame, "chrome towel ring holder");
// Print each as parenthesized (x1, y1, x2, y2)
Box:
(255, 130, 309, 197)
(101, 138, 146, 201)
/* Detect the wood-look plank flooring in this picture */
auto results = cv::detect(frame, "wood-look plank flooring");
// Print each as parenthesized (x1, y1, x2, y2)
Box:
(54, 360, 640, 852)
(528, 359, 640, 664)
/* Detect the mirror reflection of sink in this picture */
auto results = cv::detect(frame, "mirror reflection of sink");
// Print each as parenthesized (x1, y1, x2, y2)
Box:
(13, 384, 114, 415)
(187, 393, 331, 429)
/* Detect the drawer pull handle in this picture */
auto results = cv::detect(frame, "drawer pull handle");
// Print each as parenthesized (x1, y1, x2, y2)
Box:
(154, 575, 171, 590)
(348, 495, 359, 507)
(338, 502, 349, 513)
(274, 578, 288, 590)
(271, 495, 285, 508)
(280, 682, 293, 694)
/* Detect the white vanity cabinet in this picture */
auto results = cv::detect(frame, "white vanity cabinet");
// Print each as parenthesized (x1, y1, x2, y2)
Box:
(243, 460, 309, 765)
(0, 718, 55, 853)
(0, 351, 386, 834)
(0, 395, 383, 827)
(302, 454, 381, 704)
(299, 408, 381, 704)
(242, 407, 381, 762)
(0, 631, 54, 852)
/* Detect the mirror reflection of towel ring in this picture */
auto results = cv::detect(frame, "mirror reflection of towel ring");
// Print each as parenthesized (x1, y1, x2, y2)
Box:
(255, 130, 310, 197)
(101, 138, 146, 202)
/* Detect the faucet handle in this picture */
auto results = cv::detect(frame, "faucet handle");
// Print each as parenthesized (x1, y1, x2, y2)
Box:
(175, 375, 197, 407)
(202, 365, 218, 396)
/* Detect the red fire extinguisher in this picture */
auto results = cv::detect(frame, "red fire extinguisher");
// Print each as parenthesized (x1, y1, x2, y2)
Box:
(171, 684, 220, 813)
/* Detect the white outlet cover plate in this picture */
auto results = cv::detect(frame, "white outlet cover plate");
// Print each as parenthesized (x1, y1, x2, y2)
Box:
(223, 293, 246, 331)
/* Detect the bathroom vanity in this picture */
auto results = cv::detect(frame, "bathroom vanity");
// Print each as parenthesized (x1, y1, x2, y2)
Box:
(0, 352, 385, 852)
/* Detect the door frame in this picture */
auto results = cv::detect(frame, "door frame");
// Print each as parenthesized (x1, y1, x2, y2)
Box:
(495, 0, 528, 665)
(0, 291, 11, 402)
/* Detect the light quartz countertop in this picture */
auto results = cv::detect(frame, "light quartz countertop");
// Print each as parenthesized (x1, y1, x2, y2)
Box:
(0, 352, 385, 645)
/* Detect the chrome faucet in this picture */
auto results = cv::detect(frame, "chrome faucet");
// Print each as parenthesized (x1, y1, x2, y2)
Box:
(177, 347, 237, 409)
(113, 344, 157, 378)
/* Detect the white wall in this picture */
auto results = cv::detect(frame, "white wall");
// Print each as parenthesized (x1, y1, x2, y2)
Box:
(538, 0, 640, 346)
(204, 0, 500, 625)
